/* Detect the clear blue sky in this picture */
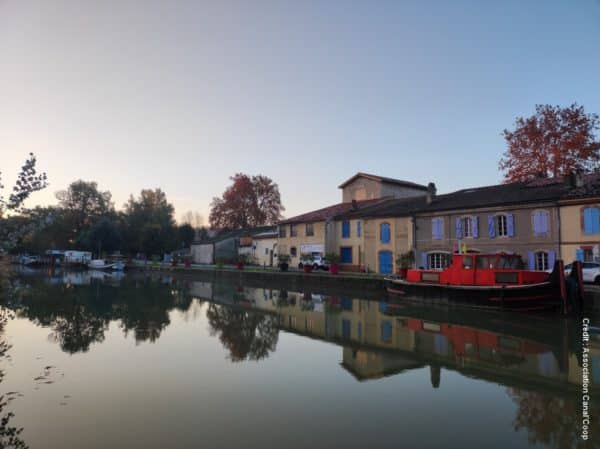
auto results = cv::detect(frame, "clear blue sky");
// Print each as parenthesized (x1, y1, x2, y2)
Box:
(1, 0, 599, 222)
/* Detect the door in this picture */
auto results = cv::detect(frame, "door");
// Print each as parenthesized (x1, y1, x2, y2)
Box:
(379, 251, 393, 274)
(340, 247, 353, 264)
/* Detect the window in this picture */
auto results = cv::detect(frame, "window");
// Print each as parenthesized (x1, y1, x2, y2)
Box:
(305, 223, 314, 236)
(381, 321, 392, 343)
(462, 256, 473, 269)
(428, 252, 450, 270)
(583, 248, 595, 262)
(279, 225, 286, 238)
(290, 224, 297, 237)
(380, 223, 391, 244)
(532, 210, 550, 236)
(583, 207, 600, 234)
(342, 220, 350, 238)
(265, 248, 269, 255)
(462, 217, 473, 238)
(535, 251, 549, 271)
(291, 247, 297, 257)
(432, 217, 443, 240)
(497, 214, 508, 237)
(357, 221, 361, 237)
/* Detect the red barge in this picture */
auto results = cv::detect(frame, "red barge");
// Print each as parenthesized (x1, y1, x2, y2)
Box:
(385, 253, 584, 313)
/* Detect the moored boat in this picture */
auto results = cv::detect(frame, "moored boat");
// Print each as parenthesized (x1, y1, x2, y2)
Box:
(385, 253, 584, 313)
(88, 259, 125, 271)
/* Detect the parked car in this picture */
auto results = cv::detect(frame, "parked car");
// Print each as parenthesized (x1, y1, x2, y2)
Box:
(564, 262, 600, 284)
(298, 254, 329, 271)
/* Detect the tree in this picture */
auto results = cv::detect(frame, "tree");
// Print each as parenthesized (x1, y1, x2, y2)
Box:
(180, 210, 204, 228)
(176, 224, 195, 249)
(209, 173, 284, 229)
(0, 154, 49, 252)
(499, 103, 600, 182)
(78, 218, 122, 255)
(122, 188, 176, 256)
(55, 180, 113, 235)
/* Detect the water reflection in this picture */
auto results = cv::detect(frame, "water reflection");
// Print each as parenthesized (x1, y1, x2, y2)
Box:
(3, 269, 600, 449)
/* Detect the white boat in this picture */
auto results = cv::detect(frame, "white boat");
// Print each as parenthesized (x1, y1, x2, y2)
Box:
(88, 259, 125, 271)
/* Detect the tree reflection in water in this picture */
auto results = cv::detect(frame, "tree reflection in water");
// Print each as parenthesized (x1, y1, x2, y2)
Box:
(508, 388, 598, 449)
(0, 292, 28, 448)
(206, 304, 279, 362)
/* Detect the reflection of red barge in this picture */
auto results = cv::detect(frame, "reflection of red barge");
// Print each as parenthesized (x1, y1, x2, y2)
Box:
(385, 253, 584, 312)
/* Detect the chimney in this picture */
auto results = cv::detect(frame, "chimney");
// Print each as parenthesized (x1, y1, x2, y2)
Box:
(426, 182, 437, 204)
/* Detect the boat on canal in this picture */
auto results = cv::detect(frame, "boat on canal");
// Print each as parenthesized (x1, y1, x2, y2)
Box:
(88, 259, 125, 271)
(385, 252, 584, 312)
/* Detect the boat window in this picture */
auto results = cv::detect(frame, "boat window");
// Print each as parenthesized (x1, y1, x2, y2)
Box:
(476, 256, 491, 269)
(497, 256, 520, 269)
(462, 256, 473, 269)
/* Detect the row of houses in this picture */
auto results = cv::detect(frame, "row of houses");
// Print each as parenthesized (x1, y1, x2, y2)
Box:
(191, 171, 600, 273)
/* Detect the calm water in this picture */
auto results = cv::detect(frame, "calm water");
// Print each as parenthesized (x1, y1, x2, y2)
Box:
(0, 269, 598, 449)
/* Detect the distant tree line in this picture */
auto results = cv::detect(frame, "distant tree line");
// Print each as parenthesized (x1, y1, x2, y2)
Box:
(8, 179, 203, 258)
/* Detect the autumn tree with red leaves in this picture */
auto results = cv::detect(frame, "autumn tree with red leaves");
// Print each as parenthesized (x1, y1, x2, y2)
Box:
(499, 103, 600, 182)
(209, 174, 284, 229)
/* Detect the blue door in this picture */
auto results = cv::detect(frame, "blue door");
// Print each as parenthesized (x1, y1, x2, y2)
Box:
(379, 251, 393, 274)
(340, 247, 353, 263)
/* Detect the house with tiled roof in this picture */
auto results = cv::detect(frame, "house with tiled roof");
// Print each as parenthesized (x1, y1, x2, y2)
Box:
(558, 171, 600, 263)
(277, 173, 429, 268)
(412, 177, 575, 272)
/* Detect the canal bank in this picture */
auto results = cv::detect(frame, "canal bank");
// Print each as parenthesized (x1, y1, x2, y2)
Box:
(129, 261, 600, 312)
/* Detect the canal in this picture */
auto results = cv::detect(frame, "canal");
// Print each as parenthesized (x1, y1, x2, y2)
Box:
(0, 269, 598, 449)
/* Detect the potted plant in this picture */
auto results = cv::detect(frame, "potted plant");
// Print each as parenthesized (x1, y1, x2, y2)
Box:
(325, 252, 341, 275)
(278, 254, 290, 272)
(236, 254, 247, 270)
(396, 250, 414, 278)
(300, 253, 313, 273)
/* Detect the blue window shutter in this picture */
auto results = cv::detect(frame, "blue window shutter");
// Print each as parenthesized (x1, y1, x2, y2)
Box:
(507, 213, 515, 237)
(342, 221, 350, 238)
(575, 248, 585, 262)
(381, 223, 390, 243)
(540, 211, 549, 235)
(420, 252, 428, 269)
(431, 218, 437, 239)
(357, 221, 361, 237)
(583, 208, 595, 234)
(455, 217, 463, 239)
(488, 215, 495, 238)
(548, 250, 556, 269)
(472, 216, 479, 239)
(381, 321, 392, 343)
(527, 251, 535, 270)
(532, 211, 539, 236)
(594, 208, 600, 233)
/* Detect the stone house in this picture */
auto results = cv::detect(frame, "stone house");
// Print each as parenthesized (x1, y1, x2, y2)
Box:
(277, 173, 428, 268)
(191, 226, 275, 264)
(558, 172, 600, 263)
(413, 179, 573, 271)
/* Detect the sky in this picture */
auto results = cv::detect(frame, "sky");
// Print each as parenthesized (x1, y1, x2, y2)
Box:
(1, 0, 600, 222)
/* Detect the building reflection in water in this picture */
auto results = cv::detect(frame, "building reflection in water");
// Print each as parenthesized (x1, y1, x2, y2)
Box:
(5, 270, 600, 449)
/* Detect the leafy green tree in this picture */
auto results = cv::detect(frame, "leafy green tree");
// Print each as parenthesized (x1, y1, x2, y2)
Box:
(176, 223, 195, 249)
(78, 218, 122, 255)
(55, 180, 113, 236)
(123, 189, 176, 256)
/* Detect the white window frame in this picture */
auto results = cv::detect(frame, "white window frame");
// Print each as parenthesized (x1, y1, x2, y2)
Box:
(535, 251, 549, 271)
(428, 252, 450, 270)
(496, 214, 508, 237)
(462, 216, 473, 238)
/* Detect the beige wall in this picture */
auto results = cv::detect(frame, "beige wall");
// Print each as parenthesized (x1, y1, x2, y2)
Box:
(253, 237, 278, 266)
(559, 201, 600, 263)
(342, 177, 426, 202)
(333, 216, 413, 273)
(277, 221, 326, 265)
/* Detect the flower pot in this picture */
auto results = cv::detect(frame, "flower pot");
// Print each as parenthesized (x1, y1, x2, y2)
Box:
(303, 265, 313, 273)
(280, 263, 289, 272)
(397, 267, 408, 278)
(329, 264, 339, 275)
(184, 260, 191, 268)
(236, 261, 245, 270)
